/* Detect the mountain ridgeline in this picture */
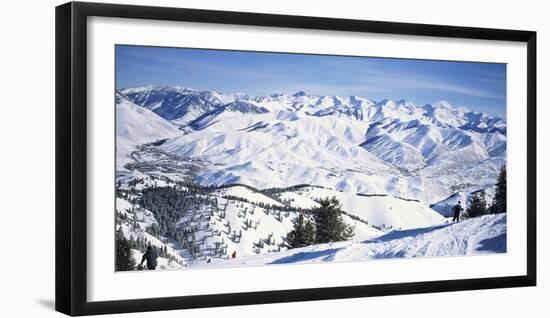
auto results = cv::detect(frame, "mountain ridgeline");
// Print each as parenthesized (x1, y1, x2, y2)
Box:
(117, 86, 506, 206)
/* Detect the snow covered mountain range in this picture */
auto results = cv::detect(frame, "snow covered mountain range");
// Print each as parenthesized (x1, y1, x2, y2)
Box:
(117, 86, 506, 206)
(115, 85, 507, 269)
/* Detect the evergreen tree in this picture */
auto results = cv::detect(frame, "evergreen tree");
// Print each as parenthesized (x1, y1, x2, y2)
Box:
(313, 197, 355, 244)
(287, 213, 314, 248)
(115, 234, 136, 271)
(467, 190, 488, 218)
(490, 165, 507, 213)
(304, 219, 315, 246)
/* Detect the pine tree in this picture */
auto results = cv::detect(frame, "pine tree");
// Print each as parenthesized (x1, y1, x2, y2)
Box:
(287, 213, 311, 248)
(467, 190, 488, 218)
(304, 219, 315, 246)
(490, 165, 507, 213)
(115, 234, 136, 271)
(313, 197, 355, 244)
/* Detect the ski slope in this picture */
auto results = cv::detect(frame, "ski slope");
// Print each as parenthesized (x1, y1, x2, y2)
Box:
(195, 213, 506, 268)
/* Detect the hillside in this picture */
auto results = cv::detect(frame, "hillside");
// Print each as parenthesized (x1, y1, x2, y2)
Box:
(277, 186, 446, 230)
(116, 182, 389, 267)
(116, 93, 181, 169)
(195, 213, 506, 268)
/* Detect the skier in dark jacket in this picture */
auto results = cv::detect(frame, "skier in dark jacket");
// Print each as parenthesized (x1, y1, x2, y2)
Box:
(140, 245, 158, 270)
(452, 201, 463, 222)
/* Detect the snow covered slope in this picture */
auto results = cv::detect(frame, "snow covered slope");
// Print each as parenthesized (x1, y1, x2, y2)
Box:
(119, 86, 248, 125)
(159, 111, 396, 190)
(116, 182, 382, 270)
(116, 197, 187, 269)
(430, 187, 496, 217)
(278, 186, 446, 230)
(116, 93, 181, 168)
(196, 213, 506, 268)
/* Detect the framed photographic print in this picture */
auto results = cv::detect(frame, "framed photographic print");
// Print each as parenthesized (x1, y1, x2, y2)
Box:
(55, 1, 536, 316)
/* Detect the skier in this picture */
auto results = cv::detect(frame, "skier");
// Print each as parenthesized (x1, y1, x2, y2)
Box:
(140, 245, 158, 270)
(452, 201, 463, 222)
(231, 251, 237, 259)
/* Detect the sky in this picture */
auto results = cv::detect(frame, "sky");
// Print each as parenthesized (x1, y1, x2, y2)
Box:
(116, 45, 506, 117)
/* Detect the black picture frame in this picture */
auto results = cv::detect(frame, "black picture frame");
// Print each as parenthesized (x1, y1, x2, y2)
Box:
(55, 1, 537, 316)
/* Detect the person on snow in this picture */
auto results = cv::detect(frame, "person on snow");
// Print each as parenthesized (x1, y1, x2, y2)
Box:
(452, 201, 463, 222)
(231, 251, 237, 259)
(140, 245, 158, 270)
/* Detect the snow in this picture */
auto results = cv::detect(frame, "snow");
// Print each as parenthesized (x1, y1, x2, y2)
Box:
(278, 191, 319, 209)
(116, 93, 181, 169)
(285, 187, 447, 230)
(215, 186, 284, 207)
(114, 86, 507, 270)
(116, 196, 190, 269)
(195, 214, 506, 268)
(175, 192, 381, 262)
(430, 186, 496, 217)
(361, 125, 426, 170)
(116, 86, 506, 205)
(131, 249, 185, 271)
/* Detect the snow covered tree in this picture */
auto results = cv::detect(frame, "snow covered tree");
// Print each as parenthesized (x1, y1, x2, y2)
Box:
(490, 165, 507, 213)
(115, 234, 136, 271)
(287, 213, 315, 248)
(313, 197, 354, 244)
(467, 190, 488, 218)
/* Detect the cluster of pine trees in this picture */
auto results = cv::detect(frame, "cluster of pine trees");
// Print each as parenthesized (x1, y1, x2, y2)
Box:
(115, 230, 136, 271)
(139, 186, 214, 238)
(467, 165, 507, 217)
(286, 197, 354, 249)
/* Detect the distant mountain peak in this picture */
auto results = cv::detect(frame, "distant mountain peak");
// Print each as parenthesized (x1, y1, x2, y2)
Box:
(118, 85, 504, 134)
(432, 100, 453, 109)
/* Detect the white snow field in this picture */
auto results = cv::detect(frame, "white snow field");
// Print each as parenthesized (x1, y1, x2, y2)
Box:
(278, 186, 447, 230)
(116, 93, 182, 168)
(196, 213, 506, 268)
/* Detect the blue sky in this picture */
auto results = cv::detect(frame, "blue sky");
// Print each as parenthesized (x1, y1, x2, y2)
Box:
(116, 45, 506, 117)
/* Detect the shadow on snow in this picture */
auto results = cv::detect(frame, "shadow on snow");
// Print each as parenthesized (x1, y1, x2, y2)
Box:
(270, 248, 344, 264)
(476, 232, 507, 253)
(363, 222, 454, 244)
